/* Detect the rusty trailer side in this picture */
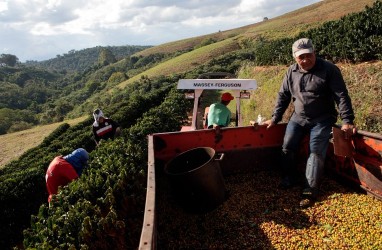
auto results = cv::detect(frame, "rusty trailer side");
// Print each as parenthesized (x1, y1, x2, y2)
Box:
(139, 124, 286, 249)
(139, 124, 382, 249)
(327, 129, 382, 199)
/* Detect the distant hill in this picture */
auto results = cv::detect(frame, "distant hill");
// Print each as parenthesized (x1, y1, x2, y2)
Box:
(24, 45, 152, 72)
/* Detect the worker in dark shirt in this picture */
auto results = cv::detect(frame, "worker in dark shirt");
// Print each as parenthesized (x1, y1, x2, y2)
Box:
(92, 108, 121, 145)
(264, 38, 356, 208)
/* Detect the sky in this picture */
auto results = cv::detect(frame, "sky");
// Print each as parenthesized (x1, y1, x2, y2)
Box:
(0, 0, 321, 62)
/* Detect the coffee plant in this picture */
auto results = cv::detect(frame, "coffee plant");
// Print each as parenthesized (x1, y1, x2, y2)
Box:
(0, 78, 188, 249)
(22, 85, 190, 249)
(251, 0, 382, 65)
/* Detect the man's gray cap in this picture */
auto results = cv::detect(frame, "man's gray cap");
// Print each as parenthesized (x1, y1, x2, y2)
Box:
(292, 38, 314, 57)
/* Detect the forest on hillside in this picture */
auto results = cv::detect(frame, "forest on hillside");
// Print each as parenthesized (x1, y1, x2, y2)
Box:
(0, 45, 152, 134)
(24, 45, 152, 72)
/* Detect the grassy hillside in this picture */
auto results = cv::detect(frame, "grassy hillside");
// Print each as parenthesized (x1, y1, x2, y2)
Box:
(114, 0, 375, 88)
(0, 116, 87, 168)
(239, 61, 382, 132)
(117, 38, 241, 89)
(132, 0, 375, 57)
(242, 0, 376, 39)
(3, 63, 380, 168)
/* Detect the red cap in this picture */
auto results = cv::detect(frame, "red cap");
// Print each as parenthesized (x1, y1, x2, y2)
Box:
(221, 92, 234, 101)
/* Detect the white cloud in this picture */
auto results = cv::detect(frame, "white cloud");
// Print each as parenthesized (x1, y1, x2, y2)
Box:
(0, 1, 8, 12)
(0, 0, 321, 62)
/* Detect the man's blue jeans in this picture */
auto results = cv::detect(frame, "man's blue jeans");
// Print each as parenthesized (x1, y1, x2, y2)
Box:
(281, 118, 333, 190)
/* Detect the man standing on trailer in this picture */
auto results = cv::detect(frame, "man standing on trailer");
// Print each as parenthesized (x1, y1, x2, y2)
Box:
(264, 38, 356, 208)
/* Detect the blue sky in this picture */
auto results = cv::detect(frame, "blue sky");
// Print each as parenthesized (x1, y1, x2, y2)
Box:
(0, 0, 321, 62)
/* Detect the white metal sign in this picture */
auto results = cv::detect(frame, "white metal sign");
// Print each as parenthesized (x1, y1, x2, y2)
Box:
(177, 79, 257, 90)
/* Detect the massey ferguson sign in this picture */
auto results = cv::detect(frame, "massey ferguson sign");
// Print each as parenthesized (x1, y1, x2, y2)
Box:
(177, 79, 257, 90)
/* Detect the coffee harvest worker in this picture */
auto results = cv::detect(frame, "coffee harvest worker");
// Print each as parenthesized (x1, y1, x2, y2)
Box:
(45, 148, 89, 203)
(92, 108, 121, 145)
(264, 38, 356, 208)
(207, 92, 234, 129)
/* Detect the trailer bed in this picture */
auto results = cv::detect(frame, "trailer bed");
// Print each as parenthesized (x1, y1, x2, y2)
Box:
(156, 170, 381, 249)
(139, 124, 382, 249)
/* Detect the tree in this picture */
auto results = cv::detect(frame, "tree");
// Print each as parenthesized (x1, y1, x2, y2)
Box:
(0, 54, 19, 67)
(98, 48, 117, 66)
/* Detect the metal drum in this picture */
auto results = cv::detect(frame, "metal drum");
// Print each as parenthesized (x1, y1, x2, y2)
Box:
(164, 147, 227, 213)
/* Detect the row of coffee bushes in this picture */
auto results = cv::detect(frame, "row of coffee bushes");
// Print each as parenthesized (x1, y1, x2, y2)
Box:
(252, 0, 382, 65)
(22, 87, 190, 249)
(301, 0, 382, 62)
(0, 79, 180, 249)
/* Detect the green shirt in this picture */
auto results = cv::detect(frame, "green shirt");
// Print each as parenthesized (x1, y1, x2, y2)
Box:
(207, 102, 231, 127)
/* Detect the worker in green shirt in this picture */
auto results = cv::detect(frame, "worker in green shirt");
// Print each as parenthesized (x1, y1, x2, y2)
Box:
(207, 92, 234, 129)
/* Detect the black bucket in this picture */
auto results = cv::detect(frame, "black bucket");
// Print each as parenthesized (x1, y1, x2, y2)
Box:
(164, 147, 227, 213)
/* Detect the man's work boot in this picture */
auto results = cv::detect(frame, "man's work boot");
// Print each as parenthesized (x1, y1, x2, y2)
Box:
(299, 187, 318, 208)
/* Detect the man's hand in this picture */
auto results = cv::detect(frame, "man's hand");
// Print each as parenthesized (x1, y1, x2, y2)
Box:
(341, 124, 357, 139)
(263, 119, 276, 129)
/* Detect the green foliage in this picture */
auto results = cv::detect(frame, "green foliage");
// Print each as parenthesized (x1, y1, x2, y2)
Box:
(300, 1, 382, 62)
(98, 48, 117, 66)
(0, 108, 38, 134)
(128, 88, 190, 147)
(249, 0, 382, 65)
(108, 72, 127, 84)
(17, 81, 190, 249)
(0, 79, 184, 249)
(7, 121, 34, 133)
(192, 49, 256, 76)
(0, 53, 19, 67)
(0, 67, 60, 110)
(0, 46, 152, 125)
(0, 82, 24, 109)
(194, 38, 217, 49)
(25, 45, 151, 72)
(252, 37, 294, 65)
(40, 123, 71, 147)
(131, 53, 169, 70)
